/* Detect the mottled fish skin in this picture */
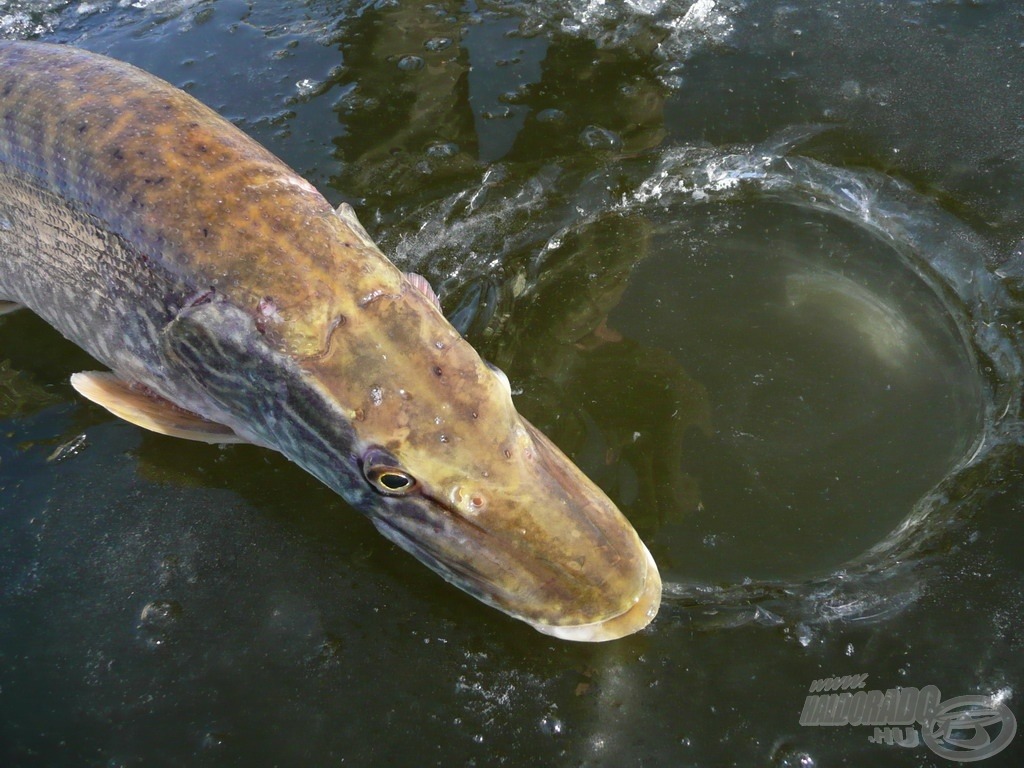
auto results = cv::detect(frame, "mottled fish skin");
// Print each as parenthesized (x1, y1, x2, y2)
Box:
(0, 41, 661, 640)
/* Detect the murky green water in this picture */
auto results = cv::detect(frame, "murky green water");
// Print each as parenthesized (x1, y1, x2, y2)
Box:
(2, 1, 1024, 766)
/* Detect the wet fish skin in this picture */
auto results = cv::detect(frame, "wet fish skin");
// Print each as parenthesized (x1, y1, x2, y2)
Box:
(0, 41, 660, 640)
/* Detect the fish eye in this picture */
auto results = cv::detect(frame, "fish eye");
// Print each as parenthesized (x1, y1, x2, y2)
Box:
(364, 463, 418, 495)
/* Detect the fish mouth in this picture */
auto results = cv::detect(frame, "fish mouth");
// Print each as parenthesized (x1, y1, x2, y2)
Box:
(528, 541, 661, 642)
(372, 509, 662, 642)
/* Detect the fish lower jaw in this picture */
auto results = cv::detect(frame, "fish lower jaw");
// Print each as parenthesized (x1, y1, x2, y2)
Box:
(531, 542, 662, 643)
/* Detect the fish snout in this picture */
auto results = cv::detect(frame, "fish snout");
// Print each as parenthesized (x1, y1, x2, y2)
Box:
(512, 420, 662, 641)
(531, 540, 661, 642)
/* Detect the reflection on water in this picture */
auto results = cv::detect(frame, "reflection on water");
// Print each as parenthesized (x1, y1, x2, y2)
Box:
(784, 269, 916, 370)
(2, 0, 1024, 766)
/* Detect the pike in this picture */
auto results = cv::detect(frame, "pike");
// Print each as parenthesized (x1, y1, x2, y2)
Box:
(0, 41, 660, 640)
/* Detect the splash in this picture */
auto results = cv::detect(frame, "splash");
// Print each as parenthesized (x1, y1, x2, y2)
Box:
(487, 0, 738, 85)
(383, 134, 1024, 629)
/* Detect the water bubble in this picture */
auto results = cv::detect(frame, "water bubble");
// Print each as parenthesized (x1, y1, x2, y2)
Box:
(499, 85, 530, 104)
(427, 142, 460, 158)
(654, 61, 687, 89)
(201, 730, 230, 751)
(539, 712, 564, 736)
(397, 55, 425, 71)
(424, 37, 454, 52)
(482, 106, 514, 120)
(47, 434, 88, 463)
(770, 744, 816, 768)
(579, 125, 623, 150)
(517, 16, 546, 37)
(309, 634, 345, 671)
(795, 622, 816, 647)
(536, 108, 567, 124)
(294, 78, 320, 98)
(140, 599, 182, 626)
(139, 599, 183, 648)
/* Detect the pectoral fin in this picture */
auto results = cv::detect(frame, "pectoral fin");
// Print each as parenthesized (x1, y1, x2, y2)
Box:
(405, 272, 442, 311)
(70, 371, 246, 444)
(0, 301, 24, 316)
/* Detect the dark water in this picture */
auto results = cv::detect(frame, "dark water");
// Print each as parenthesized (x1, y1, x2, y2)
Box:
(2, 1, 1024, 766)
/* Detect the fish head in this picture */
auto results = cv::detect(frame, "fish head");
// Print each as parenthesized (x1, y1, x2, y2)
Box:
(307, 267, 662, 641)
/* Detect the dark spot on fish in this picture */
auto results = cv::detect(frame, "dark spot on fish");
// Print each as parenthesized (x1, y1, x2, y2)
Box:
(187, 289, 216, 308)
(201, 228, 209, 238)
(1, 82, 12, 97)
(77, 123, 88, 134)
(197, 143, 208, 154)
(111, 147, 124, 161)
(433, 365, 443, 377)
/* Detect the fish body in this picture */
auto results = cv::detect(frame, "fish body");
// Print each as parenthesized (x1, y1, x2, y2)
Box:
(0, 41, 660, 640)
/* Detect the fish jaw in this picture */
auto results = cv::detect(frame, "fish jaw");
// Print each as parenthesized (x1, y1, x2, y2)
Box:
(532, 543, 661, 641)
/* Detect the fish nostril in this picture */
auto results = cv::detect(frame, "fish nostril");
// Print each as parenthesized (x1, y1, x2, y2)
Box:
(450, 486, 487, 514)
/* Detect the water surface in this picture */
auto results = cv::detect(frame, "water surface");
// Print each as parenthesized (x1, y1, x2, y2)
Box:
(2, 1, 1023, 766)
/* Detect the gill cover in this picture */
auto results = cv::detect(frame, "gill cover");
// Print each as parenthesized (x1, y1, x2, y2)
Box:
(159, 296, 336, 455)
